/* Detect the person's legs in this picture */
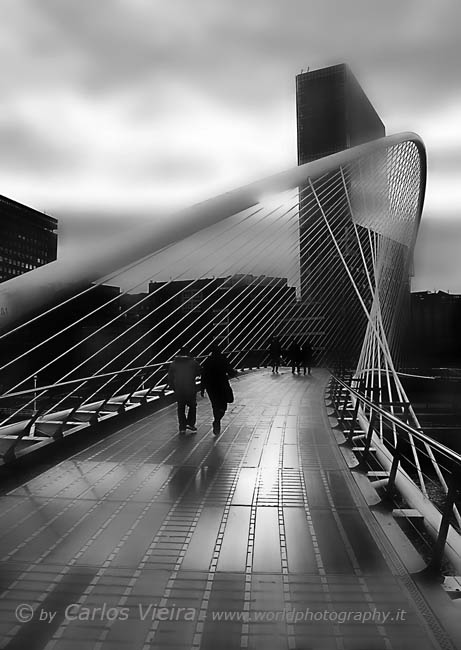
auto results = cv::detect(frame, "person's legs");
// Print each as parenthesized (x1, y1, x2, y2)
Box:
(186, 397, 197, 429)
(211, 397, 227, 435)
(176, 399, 187, 432)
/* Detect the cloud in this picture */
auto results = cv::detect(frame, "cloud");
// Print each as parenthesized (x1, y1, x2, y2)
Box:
(412, 215, 461, 292)
(1, 0, 460, 296)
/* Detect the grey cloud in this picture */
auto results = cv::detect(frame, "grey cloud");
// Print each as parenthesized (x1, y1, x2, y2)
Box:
(0, 121, 79, 173)
(5, 0, 461, 116)
(428, 148, 461, 173)
(122, 153, 216, 182)
(412, 215, 461, 291)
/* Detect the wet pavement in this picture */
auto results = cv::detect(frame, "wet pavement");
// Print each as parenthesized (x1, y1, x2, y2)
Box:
(0, 369, 455, 649)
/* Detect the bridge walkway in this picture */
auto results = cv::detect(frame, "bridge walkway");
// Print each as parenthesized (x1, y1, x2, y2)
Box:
(0, 369, 457, 649)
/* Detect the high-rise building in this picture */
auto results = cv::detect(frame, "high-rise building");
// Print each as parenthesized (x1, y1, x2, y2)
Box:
(296, 64, 385, 362)
(296, 63, 385, 166)
(0, 194, 58, 283)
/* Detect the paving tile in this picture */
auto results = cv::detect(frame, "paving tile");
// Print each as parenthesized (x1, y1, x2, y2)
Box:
(0, 370, 450, 650)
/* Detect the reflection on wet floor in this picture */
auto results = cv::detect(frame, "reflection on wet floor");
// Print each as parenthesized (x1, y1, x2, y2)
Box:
(0, 369, 451, 649)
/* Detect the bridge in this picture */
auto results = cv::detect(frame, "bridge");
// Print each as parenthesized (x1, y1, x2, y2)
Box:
(0, 133, 460, 649)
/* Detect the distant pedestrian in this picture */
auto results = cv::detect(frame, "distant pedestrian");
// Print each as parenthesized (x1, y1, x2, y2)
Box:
(201, 344, 236, 435)
(301, 340, 313, 375)
(168, 347, 201, 434)
(289, 339, 302, 374)
(269, 336, 282, 373)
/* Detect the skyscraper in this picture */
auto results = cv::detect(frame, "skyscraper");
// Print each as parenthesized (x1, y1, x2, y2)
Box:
(0, 194, 58, 283)
(296, 63, 385, 166)
(296, 64, 385, 362)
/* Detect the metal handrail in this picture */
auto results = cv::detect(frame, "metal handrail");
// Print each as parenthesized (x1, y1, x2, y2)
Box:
(330, 372, 461, 576)
(0, 347, 271, 402)
(0, 362, 167, 401)
(332, 373, 461, 465)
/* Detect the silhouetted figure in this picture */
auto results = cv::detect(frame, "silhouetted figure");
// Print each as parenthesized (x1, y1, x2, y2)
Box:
(168, 347, 201, 434)
(201, 345, 236, 436)
(289, 339, 302, 374)
(301, 340, 313, 375)
(269, 336, 282, 373)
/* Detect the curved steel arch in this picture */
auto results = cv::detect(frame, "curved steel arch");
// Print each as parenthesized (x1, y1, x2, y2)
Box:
(0, 132, 425, 333)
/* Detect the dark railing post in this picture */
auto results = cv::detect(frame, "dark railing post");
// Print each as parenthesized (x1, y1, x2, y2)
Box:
(347, 378, 365, 442)
(425, 468, 458, 577)
(3, 389, 52, 464)
(330, 377, 339, 405)
(385, 435, 404, 498)
(384, 402, 411, 495)
(358, 410, 377, 469)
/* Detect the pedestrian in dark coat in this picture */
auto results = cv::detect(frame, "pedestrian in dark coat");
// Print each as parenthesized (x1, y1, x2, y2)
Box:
(301, 340, 313, 375)
(289, 339, 302, 374)
(168, 347, 201, 434)
(200, 345, 235, 435)
(269, 336, 282, 373)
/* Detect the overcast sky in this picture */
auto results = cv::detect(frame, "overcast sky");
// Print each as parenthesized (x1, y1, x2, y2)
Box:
(2, 0, 461, 290)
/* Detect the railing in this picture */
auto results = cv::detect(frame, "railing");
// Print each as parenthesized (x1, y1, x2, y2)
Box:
(328, 372, 461, 577)
(0, 349, 271, 465)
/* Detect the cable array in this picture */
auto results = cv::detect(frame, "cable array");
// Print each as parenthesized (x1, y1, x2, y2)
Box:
(0, 135, 429, 496)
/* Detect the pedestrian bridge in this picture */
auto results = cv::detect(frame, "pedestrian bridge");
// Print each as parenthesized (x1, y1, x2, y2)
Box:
(0, 369, 460, 650)
(1, 132, 461, 648)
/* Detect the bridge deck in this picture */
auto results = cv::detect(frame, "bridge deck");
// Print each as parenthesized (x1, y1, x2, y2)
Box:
(0, 369, 455, 649)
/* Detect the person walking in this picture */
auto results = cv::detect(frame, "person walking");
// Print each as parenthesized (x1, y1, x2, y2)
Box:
(288, 339, 302, 374)
(301, 340, 313, 375)
(200, 344, 236, 435)
(269, 335, 282, 373)
(168, 347, 201, 434)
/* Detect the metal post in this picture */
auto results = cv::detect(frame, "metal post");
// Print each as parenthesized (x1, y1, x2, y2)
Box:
(348, 378, 365, 441)
(360, 410, 377, 468)
(386, 435, 404, 496)
(339, 379, 352, 422)
(426, 470, 458, 576)
(33, 375, 37, 414)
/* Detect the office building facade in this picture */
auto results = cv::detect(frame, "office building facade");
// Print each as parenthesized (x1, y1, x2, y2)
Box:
(0, 194, 58, 283)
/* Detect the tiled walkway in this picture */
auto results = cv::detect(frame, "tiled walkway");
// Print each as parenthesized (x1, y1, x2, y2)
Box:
(0, 369, 454, 649)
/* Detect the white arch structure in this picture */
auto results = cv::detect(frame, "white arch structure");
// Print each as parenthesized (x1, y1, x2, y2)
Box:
(0, 130, 427, 448)
(3, 131, 461, 570)
(0, 132, 426, 427)
(0, 132, 425, 335)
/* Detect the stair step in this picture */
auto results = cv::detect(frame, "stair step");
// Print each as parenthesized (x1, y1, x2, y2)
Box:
(34, 420, 83, 435)
(367, 471, 389, 478)
(353, 471, 382, 506)
(35, 419, 81, 426)
(370, 478, 389, 489)
(73, 411, 99, 422)
(352, 447, 376, 453)
(1, 435, 51, 441)
(442, 576, 461, 598)
(392, 508, 424, 520)
(339, 446, 359, 469)
(102, 402, 125, 412)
